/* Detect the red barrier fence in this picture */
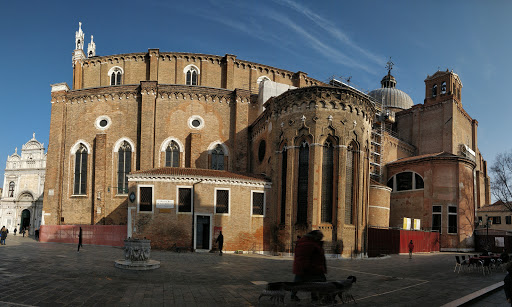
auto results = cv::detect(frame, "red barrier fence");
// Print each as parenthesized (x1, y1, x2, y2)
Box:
(40, 225, 127, 247)
(368, 227, 440, 257)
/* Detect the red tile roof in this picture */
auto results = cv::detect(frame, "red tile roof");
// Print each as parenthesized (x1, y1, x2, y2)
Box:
(479, 201, 512, 212)
(129, 167, 270, 182)
(387, 152, 461, 165)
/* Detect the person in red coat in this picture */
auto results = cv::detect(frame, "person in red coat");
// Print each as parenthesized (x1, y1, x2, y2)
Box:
(408, 240, 414, 259)
(291, 230, 326, 302)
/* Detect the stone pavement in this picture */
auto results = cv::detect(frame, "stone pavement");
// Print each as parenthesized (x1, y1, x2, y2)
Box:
(0, 234, 509, 306)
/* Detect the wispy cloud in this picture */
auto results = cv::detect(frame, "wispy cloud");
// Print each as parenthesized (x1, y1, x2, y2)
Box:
(274, 0, 386, 67)
(264, 10, 376, 74)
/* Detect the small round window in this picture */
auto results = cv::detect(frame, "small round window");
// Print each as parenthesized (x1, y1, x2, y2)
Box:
(188, 116, 204, 130)
(258, 140, 266, 162)
(95, 116, 112, 130)
(192, 119, 201, 128)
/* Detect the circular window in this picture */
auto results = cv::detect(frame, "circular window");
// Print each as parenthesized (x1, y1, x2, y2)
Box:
(95, 116, 112, 130)
(192, 119, 201, 128)
(258, 140, 266, 162)
(188, 116, 204, 130)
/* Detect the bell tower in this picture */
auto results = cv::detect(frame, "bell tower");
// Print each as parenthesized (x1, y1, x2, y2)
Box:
(72, 22, 86, 90)
(87, 35, 96, 58)
(424, 69, 462, 105)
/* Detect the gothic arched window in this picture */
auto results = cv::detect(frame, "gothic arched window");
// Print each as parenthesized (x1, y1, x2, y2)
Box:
(280, 145, 287, 225)
(8, 181, 14, 198)
(117, 141, 132, 194)
(186, 67, 199, 86)
(321, 141, 334, 223)
(74, 144, 88, 195)
(345, 142, 358, 225)
(110, 67, 122, 86)
(211, 145, 225, 170)
(297, 141, 309, 224)
(165, 141, 180, 167)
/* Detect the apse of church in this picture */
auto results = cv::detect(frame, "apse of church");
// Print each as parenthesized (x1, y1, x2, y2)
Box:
(41, 23, 490, 254)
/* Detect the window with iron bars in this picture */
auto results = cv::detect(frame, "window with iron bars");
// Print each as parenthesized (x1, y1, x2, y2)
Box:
(215, 189, 229, 214)
(252, 192, 264, 216)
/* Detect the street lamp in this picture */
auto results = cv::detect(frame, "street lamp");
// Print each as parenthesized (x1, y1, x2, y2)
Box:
(479, 215, 492, 252)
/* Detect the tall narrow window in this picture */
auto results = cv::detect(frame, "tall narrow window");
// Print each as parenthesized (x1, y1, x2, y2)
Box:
(448, 206, 457, 233)
(297, 141, 309, 224)
(117, 141, 131, 194)
(165, 141, 180, 167)
(321, 141, 334, 223)
(432, 205, 442, 233)
(8, 181, 14, 197)
(252, 191, 265, 216)
(74, 144, 88, 195)
(280, 146, 287, 224)
(110, 68, 122, 86)
(211, 145, 225, 170)
(441, 81, 447, 94)
(139, 186, 153, 212)
(178, 187, 192, 213)
(215, 189, 229, 214)
(186, 69, 198, 85)
(345, 144, 356, 224)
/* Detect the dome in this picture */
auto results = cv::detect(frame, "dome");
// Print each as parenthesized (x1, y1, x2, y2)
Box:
(368, 73, 413, 110)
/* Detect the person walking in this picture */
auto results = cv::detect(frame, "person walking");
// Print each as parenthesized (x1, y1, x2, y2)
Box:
(22, 227, 25, 237)
(13, 227, 17, 236)
(408, 240, 414, 259)
(215, 231, 224, 256)
(1, 226, 7, 245)
(504, 262, 512, 304)
(291, 230, 327, 302)
(77, 227, 83, 252)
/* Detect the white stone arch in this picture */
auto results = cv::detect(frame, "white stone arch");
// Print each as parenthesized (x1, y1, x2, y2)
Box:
(113, 137, 136, 153)
(183, 64, 200, 75)
(160, 137, 185, 153)
(207, 141, 229, 156)
(257, 76, 271, 84)
(70, 140, 92, 154)
(107, 66, 124, 77)
(16, 190, 34, 202)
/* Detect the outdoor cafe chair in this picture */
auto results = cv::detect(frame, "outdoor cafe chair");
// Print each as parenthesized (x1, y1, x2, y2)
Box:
(479, 259, 492, 276)
(454, 256, 464, 273)
(461, 255, 470, 271)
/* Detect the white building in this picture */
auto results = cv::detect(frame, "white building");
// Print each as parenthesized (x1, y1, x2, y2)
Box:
(0, 134, 46, 234)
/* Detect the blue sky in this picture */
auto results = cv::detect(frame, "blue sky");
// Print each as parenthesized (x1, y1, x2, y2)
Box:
(0, 0, 510, 191)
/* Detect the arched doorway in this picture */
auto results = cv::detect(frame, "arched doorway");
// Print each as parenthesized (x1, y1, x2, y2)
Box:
(20, 209, 30, 231)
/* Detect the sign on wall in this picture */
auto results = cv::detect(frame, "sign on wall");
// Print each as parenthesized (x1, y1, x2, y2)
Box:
(156, 199, 174, 209)
(495, 237, 505, 247)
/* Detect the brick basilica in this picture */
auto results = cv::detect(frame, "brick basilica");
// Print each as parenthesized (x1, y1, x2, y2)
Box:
(41, 23, 490, 255)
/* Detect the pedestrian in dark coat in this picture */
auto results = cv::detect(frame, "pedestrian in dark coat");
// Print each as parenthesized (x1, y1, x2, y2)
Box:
(13, 228, 17, 236)
(291, 230, 327, 302)
(215, 231, 224, 255)
(408, 240, 414, 259)
(77, 227, 83, 252)
(1, 226, 7, 245)
(504, 262, 512, 304)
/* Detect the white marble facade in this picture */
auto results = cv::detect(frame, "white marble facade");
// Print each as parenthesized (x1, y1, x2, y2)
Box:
(0, 134, 46, 235)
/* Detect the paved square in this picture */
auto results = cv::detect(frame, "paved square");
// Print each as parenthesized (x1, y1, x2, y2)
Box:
(0, 235, 507, 306)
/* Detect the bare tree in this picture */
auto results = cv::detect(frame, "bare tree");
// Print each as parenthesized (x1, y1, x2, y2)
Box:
(490, 151, 512, 211)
